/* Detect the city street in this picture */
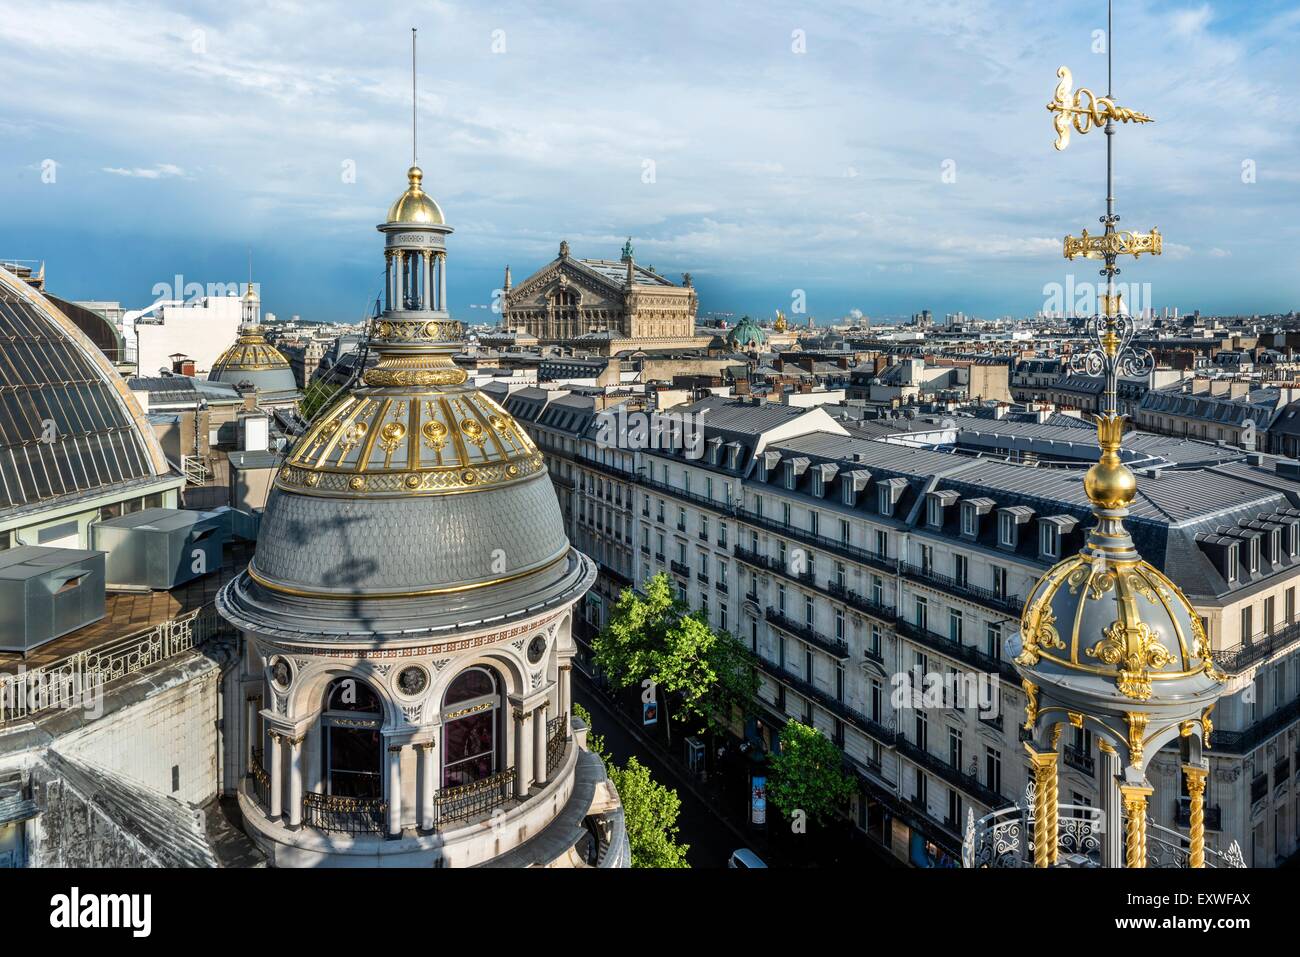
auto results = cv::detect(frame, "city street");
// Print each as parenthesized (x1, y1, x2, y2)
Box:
(574, 680, 744, 868)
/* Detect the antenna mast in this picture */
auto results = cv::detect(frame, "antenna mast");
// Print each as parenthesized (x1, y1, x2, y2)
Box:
(412, 27, 418, 166)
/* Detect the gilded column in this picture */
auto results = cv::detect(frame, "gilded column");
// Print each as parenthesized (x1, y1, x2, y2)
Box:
(1120, 783, 1153, 868)
(267, 730, 283, 820)
(387, 744, 404, 837)
(1183, 764, 1208, 868)
(286, 734, 304, 829)
(534, 703, 549, 787)
(1025, 745, 1059, 867)
(514, 708, 533, 799)
(417, 741, 437, 832)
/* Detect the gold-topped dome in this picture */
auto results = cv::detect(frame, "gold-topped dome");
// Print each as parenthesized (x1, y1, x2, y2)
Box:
(242, 285, 260, 303)
(211, 326, 291, 373)
(387, 166, 445, 225)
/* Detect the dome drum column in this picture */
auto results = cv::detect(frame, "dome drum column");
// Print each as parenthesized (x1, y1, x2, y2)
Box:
(416, 740, 438, 833)
(1120, 782, 1153, 868)
(1182, 763, 1209, 868)
(1098, 738, 1123, 867)
(1026, 743, 1060, 867)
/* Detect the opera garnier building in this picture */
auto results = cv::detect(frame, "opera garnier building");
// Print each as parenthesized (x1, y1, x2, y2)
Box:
(214, 166, 628, 866)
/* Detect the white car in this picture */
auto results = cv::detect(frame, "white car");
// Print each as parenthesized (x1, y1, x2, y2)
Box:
(727, 848, 767, 869)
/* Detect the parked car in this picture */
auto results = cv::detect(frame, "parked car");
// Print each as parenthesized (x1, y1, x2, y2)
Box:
(727, 848, 767, 869)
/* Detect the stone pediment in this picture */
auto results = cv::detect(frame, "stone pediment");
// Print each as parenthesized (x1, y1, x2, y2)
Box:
(509, 258, 626, 308)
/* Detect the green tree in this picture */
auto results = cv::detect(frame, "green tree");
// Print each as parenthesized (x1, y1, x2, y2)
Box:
(572, 702, 609, 767)
(608, 756, 690, 868)
(767, 721, 856, 826)
(592, 573, 756, 743)
(299, 381, 341, 421)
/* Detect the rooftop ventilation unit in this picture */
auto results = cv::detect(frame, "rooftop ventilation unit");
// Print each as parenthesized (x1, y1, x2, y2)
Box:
(0, 546, 106, 653)
(92, 507, 226, 590)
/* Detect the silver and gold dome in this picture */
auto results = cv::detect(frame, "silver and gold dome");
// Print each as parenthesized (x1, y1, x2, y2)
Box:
(208, 324, 299, 395)
(218, 170, 593, 640)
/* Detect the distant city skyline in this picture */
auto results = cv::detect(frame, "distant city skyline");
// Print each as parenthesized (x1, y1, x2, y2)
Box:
(5, 1, 1299, 323)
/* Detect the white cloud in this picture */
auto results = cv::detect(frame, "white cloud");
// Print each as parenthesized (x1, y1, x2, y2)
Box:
(102, 164, 185, 179)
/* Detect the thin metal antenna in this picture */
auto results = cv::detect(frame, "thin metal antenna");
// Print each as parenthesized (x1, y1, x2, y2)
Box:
(411, 27, 418, 166)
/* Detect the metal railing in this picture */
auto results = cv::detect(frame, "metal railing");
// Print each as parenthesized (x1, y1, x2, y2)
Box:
(1, 603, 228, 725)
(893, 618, 1020, 683)
(735, 508, 898, 577)
(765, 607, 848, 660)
(1063, 744, 1095, 777)
(1211, 697, 1300, 754)
(546, 712, 568, 775)
(1213, 618, 1300, 675)
(302, 790, 386, 835)
(249, 748, 270, 809)
(437, 768, 516, 826)
(899, 562, 1023, 618)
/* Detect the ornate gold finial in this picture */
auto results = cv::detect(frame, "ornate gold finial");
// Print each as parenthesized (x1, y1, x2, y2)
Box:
(1048, 66, 1153, 151)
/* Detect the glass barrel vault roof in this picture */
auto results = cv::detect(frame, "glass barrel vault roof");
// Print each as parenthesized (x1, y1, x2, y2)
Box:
(0, 271, 166, 511)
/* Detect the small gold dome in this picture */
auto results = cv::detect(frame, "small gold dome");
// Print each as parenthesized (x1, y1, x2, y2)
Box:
(387, 166, 445, 225)
(242, 286, 260, 303)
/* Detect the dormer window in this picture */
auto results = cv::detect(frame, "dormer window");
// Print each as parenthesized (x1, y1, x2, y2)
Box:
(877, 477, 908, 518)
(1037, 515, 1078, 561)
(811, 471, 824, 497)
(1290, 522, 1299, 558)
(1227, 543, 1239, 583)
(927, 490, 958, 529)
(961, 505, 976, 537)
(1248, 537, 1260, 575)
(1039, 523, 1060, 560)
(997, 506, 1034, 550)
(998, 512, 1015, 547)
(1270, 528, 1281, 565)
(843, 469, 870, 507)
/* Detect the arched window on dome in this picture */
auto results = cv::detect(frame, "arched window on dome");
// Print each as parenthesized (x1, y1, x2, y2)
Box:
(441, 666, 503, 788)
(321, 677, 384, 799)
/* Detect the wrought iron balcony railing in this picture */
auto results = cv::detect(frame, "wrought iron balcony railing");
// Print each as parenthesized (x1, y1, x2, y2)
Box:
(765, 606, 849, 660)
(962, 786, 1246, 869)
(1063, 744, 1095, 777)
(436, 768, 517, 826)
(735, 508, 898, 577)
(302, 790, 387, 835)
(892, 618, 1021, 683)
(899, 562, 1023, 618)
(1212, 618, 1300, 675)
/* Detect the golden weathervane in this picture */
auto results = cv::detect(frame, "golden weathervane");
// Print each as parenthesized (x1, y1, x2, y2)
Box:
(1047, 66, 1152, 151)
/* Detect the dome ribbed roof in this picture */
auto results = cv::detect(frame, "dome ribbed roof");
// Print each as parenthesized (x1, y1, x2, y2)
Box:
(208, 325, 299, 394)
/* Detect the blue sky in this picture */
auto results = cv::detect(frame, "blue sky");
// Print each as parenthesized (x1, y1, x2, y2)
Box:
(3, 0, 1298, 324)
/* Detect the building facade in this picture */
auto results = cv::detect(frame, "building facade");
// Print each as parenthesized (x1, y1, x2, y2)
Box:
(501, 240, 702, 353)
(501, 391, 1300, 867)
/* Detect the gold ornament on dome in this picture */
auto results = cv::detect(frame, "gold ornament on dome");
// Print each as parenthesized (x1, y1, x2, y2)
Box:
(1087, 620, 1177, 701)
(378, 421, 406, 453)
(1047, 66, 1152, 151)
(422, 419, 448, 450)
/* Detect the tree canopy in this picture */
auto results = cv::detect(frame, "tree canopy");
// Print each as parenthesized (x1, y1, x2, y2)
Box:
(767, 720, 857, 825)
(592, 573, 757, 737)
